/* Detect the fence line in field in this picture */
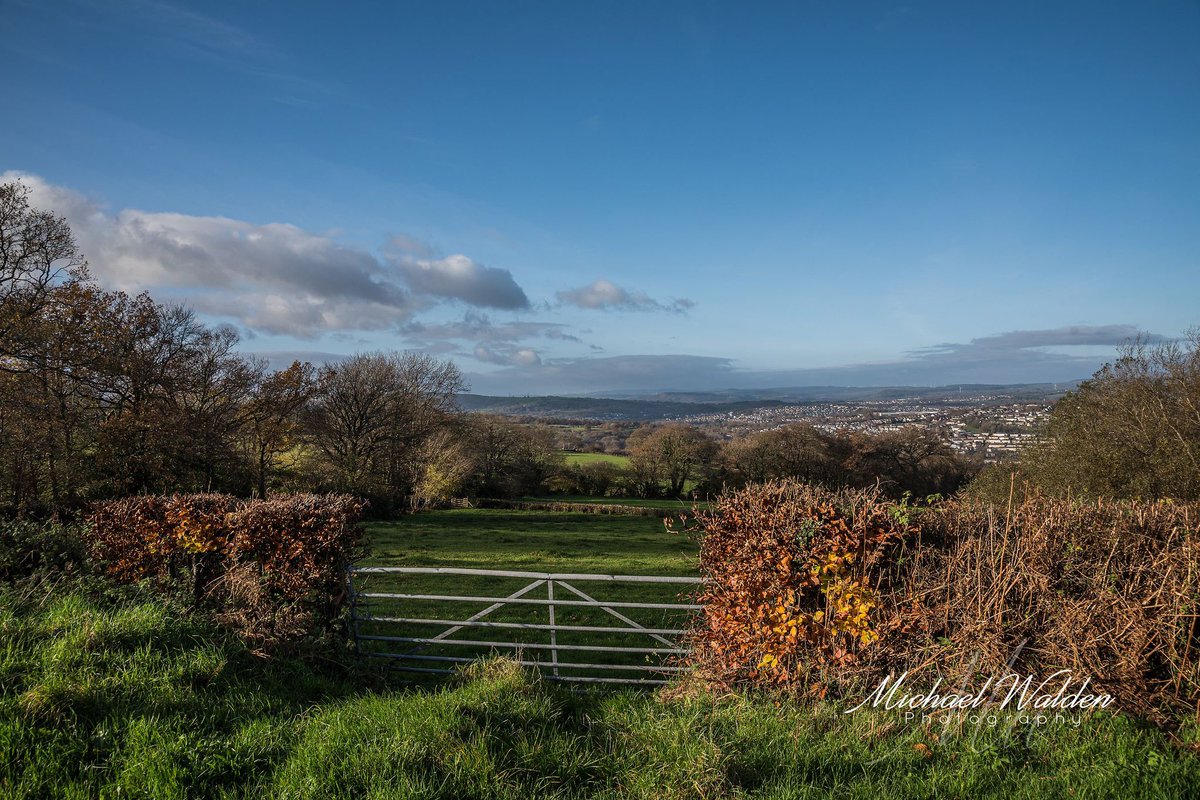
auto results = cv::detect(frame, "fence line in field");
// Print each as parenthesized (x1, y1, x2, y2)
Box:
(347, 566, 704, 686)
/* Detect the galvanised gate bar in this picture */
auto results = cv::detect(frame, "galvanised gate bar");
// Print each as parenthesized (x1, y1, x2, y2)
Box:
(348, 566, 704, 686)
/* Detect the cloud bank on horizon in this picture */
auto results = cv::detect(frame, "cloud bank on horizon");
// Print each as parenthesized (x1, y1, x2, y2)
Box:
(5, 171, 1163, 395)
(460, 324, 1161, 395)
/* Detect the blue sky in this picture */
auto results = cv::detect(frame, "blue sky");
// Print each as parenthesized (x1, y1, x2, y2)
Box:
(3, 0, 1197, 394)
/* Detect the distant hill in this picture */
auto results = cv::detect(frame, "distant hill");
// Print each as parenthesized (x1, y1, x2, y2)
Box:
(602, 383, 1076, 404)
(456, 383, 1073, 421)
(455, 394, 792, 420)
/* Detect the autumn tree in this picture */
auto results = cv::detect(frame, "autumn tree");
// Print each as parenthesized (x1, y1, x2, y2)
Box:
(720, 423, 976, 499)
(841, 427, 972, 497)
(627, 423, 717, 497)
(412, 427, 475, 507)
(379, 353, 467, 500)
(725, 424, 840, 487)
(87, 300, 256, 495)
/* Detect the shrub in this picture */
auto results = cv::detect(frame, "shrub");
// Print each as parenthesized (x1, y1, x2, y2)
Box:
(226, 494, 366, 623)
(0, 519, 88, 584)
(683, 480, 1200, 725)
(84, 493, 365, 646)
(886, 495, 1200, 724)
(679, 481, 906, 691)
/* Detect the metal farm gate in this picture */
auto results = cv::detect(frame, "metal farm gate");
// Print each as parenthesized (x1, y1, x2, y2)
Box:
(347, 566, 703, 686)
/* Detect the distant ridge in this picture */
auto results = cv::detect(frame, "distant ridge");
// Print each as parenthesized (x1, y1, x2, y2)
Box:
(456, 383, 1073, 421)
(605, 383, 1076, 403)
(455, 394, 791, 420)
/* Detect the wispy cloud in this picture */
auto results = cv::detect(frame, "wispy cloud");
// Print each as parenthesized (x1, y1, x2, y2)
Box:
(473, 344, 542, 367)
(400, 311, 586, 368)
(468, 354, 735, 394)
(401, 312, 580, 345)
(124, 0, 271, 61)
(908, 325, 1165, 359)
(555, 280, 693, 313)
(53, 0, 340, 106)
(389, 234, 435, 258)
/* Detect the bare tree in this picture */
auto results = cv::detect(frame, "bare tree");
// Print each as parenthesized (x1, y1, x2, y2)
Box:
(245, 360, 316, 498)
(305, 352, 465, 505)
(463, 414, 561, 498)
(0, 180, 88, 367)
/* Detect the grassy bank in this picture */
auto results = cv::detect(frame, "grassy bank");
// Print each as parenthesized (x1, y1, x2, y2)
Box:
(3, 587, 1198, 799)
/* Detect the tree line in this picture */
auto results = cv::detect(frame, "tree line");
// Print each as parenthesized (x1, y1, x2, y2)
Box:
(0, 181, 560, 516)
(554, 422, 979, 500)
(13, 177, 1185, 513)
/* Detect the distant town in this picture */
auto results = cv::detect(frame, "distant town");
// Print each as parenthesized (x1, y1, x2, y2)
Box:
(461, 385, 1064, 463)
(671, 397, 1051, 462)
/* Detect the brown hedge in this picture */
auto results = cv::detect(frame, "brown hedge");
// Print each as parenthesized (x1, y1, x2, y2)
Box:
(85, 493, 365, 645)
(684, 480, 1200, 725)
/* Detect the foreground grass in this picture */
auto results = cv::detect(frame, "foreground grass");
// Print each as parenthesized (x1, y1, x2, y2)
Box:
(0, 587, 357, 799)
(3, 588, 1198, 799)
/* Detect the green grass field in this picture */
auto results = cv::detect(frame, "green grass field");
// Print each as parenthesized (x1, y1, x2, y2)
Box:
(561, 451, 631, 467)
(355, 509, 698, 683)
(362, 508, 694, 575)
(523, 495, 711, 510)
(3, 508, 1199, 798)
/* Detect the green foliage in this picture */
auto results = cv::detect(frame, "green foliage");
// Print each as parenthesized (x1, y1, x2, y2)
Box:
(725, 424, 979, 500)
(0, 519, 87, 585)
(968, 331, 1200, 502)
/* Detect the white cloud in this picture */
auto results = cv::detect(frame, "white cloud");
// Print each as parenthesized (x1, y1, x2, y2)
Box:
(473, 344, 542, 367)
(392, 253, 529, 309)
(4, 171, 532, 336)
